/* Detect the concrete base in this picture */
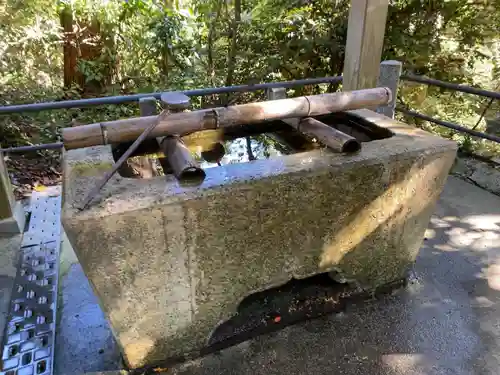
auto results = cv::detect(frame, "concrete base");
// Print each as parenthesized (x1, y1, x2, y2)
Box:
(0, 201, 26, 236)
(61, 109, 457, 368)
(0, 151, 25, 236)
(0, 234, 22, 345)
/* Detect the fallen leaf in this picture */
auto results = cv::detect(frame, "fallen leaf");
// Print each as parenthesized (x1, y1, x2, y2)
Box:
(34, 184, 47, 192)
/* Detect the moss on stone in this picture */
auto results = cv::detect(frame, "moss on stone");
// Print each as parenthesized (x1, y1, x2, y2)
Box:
(71, 161, 113, 177)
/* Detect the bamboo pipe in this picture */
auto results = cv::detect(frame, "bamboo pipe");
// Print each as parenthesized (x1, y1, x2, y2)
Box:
(157, 92, 193, 177)
(159, 136, 206, 184)
(62, 87, 391, 150)
(288, 117, 361, 153)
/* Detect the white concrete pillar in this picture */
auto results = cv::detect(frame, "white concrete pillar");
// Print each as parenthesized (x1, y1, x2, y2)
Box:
(377, 60, 402, 118)
(0, 152, 25, 235)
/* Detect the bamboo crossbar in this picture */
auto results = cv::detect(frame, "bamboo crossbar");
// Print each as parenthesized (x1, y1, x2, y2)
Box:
(62, 87, 391, 150)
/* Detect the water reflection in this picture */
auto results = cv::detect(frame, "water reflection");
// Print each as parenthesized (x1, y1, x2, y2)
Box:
(117, 114, 390, 179)
(190, 134, 296, 169)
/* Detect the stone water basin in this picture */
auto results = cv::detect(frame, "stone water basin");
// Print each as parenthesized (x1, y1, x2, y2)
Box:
(61, 109, 456, 368)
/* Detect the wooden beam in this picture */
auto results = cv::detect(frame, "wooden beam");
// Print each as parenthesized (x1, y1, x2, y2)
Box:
(343, 0, 389, 91)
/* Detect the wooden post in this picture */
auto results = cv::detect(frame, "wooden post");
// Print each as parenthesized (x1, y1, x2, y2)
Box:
(342, 0, 389, 91)
(0, 153, 25, 235)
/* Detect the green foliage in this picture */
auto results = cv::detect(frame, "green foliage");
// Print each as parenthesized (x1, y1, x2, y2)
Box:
(0, 0, 499, 157)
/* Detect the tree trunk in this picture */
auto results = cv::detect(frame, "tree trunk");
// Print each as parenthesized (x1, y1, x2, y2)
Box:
(207, 2, 222, 86)
(60, 6, 78, 90)
(224, 0, 241, 101)
(60, 5, 116, 95)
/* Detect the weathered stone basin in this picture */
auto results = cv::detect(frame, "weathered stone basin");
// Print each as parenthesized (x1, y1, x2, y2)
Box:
(61, 109, 457, 368)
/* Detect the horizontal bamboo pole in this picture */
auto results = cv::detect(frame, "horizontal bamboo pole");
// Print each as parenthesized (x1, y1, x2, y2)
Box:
(63, 88, 391, 150)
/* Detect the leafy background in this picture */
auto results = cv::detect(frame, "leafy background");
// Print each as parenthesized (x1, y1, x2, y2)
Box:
(0, 0, 499, 155)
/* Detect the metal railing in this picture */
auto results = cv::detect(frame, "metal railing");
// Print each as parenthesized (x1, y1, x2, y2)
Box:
(0, 71, 499, 153)
(397, 74, 499, 144)
(0, 76, 342, 115)
(0, 142, 64, 154)
(401, 74, 500, 100)
(0, 76, 342, 153)
(397, 107, 500, 143)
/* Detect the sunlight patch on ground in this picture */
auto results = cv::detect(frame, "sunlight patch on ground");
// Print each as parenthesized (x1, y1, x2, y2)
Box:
(430, 217, 452, 228)
(462, 215, 500, 231)
(487, 264, 500, 291)
(439, 214, 500, 253)
(382, 353, 426, 373)
(471, 296, 496, 308)
(434, 243, 456, 252)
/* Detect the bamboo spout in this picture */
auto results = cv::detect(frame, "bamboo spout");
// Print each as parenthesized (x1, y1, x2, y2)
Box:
(296, 117, 361, 153)
(160, 136, 206, 184)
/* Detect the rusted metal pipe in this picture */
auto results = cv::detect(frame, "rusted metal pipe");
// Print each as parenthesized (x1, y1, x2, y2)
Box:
(296, 117, 361, 153)
(62, 88, 392, 150)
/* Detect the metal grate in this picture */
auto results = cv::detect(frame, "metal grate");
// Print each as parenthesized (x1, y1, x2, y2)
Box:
(1, 188, 61, 375)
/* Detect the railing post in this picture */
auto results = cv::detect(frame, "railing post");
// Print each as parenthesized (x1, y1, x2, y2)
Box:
(266, 87, 286, 101)
(377, 60, 402, 118)
(139, 96, 158, 116)
(0, 152, 25, 235)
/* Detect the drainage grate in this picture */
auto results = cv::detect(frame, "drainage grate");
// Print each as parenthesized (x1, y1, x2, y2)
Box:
(1, 188, 61, 375)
